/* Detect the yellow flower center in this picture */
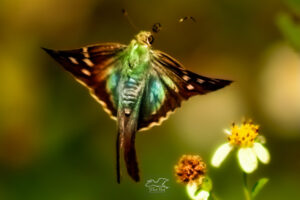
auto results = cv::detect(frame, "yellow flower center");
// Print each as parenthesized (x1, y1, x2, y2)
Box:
(227, 120, 259, 147)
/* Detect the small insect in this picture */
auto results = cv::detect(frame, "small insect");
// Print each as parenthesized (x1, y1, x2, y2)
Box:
(43, 20, 231, 183)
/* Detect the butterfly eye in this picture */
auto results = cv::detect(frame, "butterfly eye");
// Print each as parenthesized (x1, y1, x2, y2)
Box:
(148, 35, 154, 45)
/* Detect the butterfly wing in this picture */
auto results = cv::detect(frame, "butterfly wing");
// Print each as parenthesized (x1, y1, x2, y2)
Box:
(43, 43, 130, 183)
(138, 50, 232, 131)
(42, 43, 127, 119)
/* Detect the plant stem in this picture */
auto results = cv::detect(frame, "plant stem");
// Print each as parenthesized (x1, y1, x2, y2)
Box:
(243, 172, 251, 200)
(211, 192, 220, 200)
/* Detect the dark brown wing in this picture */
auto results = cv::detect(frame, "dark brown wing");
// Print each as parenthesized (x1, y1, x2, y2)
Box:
(42, 43, 126, 119)
(138, 50, 232, 131)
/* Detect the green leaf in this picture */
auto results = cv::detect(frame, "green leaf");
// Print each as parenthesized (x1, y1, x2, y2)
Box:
(251, 178, 269, 198)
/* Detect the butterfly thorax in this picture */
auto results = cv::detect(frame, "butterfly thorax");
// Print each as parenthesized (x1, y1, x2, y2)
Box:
(126, 38, 151, 68)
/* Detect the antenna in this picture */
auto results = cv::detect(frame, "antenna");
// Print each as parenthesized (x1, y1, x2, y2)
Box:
(121, 9, 138, 31)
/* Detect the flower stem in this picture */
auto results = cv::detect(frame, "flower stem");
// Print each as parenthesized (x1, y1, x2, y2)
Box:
(243, 172, 251, 200)
(211, 192, 220, 200)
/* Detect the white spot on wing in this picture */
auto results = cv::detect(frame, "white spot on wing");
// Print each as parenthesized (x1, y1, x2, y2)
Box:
(83, 58, 94, 67)
(187, 84, 194, 90)
(69, 57, 79, 64)
(197, 79, 205, 84)
(81, 69, 91, 76)
(182, 75, 190, 81)
(82, 47, 89, 58)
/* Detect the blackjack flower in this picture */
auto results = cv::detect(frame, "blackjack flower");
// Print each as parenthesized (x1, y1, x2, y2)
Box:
(175, 155, 207, 185)
(175, 155, 212, 200)
(211, 119, 270, 173)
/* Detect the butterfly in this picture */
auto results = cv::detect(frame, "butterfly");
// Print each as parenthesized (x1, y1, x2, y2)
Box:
(43, 31, 232, 183)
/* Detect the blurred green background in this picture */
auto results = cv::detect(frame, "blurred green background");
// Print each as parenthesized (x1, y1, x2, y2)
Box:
(0, 0, 300, 199)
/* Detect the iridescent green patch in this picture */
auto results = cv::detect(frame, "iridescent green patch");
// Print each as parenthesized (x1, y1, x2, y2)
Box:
(106, 70, 120, 107)
(148, 77, 166, 115)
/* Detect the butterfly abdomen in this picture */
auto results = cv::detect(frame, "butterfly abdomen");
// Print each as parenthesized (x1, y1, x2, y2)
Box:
(121, 77, 144, 116)
(117, 76, 146, 182)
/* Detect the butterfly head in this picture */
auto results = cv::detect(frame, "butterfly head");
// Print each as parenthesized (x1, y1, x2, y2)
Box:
(135, 31, 154, 46)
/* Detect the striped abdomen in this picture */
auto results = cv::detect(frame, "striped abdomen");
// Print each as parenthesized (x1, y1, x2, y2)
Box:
(121, 77, 144, 115)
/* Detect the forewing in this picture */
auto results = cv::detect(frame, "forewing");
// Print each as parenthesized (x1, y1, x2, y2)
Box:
(43, 43, 127, 119)
(138, 50, 232, 131)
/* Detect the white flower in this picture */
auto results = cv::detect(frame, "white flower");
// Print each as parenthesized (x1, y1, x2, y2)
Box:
(211, 120, 270, 173)
(187, 183, 210, 200)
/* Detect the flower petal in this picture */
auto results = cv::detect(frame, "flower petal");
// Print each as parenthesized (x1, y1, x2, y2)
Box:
(211, 143, 233, 167)
(238, 148, 258, 173)
(253, 142, 270, 164)
(195, 190, 210, 200)
(186, 183, 197, 199)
